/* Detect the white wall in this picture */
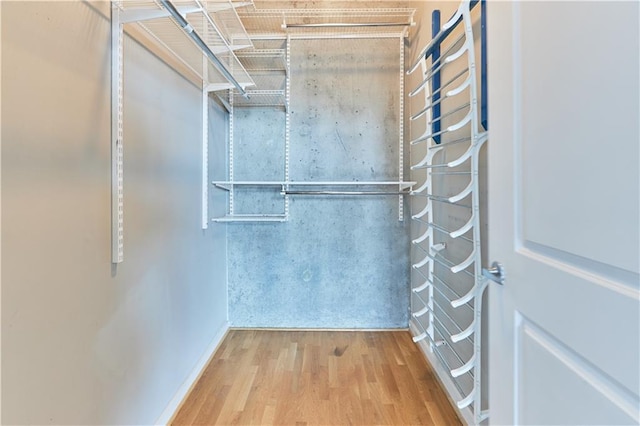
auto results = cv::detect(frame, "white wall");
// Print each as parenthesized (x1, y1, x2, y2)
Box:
(1, 2, 228, 424)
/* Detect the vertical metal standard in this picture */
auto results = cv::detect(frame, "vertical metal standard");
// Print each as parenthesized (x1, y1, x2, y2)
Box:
(111, 3, 124, 263)
(284, 36, 291, 220)
(228, 89, 234, 215)
(431, 10, 442, 144)
(202, 15, 209, 229)
(202, 87, 209, 229)
(398, 36, 405, 222)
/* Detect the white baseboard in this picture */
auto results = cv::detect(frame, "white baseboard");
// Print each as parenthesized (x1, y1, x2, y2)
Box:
(408, 320, 474, 426)
(155, 321, 230, 426)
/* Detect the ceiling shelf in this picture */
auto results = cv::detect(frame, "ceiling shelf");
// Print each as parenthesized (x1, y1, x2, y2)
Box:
(114, 0, 256, 90)
(237, 8, 416, 38)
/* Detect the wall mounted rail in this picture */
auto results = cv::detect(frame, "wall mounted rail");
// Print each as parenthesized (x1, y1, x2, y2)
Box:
(407, 0, 488, 423)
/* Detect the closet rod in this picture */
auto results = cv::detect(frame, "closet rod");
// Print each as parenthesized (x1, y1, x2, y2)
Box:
(407, 0, 479, 73)
(159, 0, 249, 98)
(214, 181, 415, 186)
(281, 190, 410, 195)
(284, 22, 412, 28)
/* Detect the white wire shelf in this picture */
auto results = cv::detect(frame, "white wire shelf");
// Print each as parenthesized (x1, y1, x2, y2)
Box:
(233, 90, 286, 108)
(233, 49, 287, 107)
(236, 49, 287, 71)
(237, 8, 416, 38)
(212, 214, 287, 222)
(205, 0, 254, 12)
(209, 5, 252, 49)
(248, 72, 286, 90)
(115, 0, 255, 89)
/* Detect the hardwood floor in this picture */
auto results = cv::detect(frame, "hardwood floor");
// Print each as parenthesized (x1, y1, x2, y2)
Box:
(172, 330, 461, 425)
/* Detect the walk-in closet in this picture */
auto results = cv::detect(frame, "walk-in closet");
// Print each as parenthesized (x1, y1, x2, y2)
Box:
(2, 1, 638, 425)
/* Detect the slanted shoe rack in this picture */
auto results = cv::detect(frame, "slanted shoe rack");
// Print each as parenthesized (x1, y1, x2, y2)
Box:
(407, 0, 489, 424)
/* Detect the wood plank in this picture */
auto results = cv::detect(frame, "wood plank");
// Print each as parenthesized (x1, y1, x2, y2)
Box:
(172, 330, 462, 426)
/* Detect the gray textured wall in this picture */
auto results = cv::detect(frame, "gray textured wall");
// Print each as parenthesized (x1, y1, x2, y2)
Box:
(2, 2, 228, 424)
(228, 38, 410, 328)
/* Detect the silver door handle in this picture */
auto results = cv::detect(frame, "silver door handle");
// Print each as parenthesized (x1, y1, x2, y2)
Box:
(482, 261, 505, 285)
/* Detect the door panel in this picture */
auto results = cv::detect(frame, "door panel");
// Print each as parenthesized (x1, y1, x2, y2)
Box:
(517, 314, 638, 425)
(487, 1, 640, 424)
(514, 253, 639, 394)
(518, 1, 640, 274)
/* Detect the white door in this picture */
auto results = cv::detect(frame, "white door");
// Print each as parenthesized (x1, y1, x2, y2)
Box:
(487, 2, 640, 425)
